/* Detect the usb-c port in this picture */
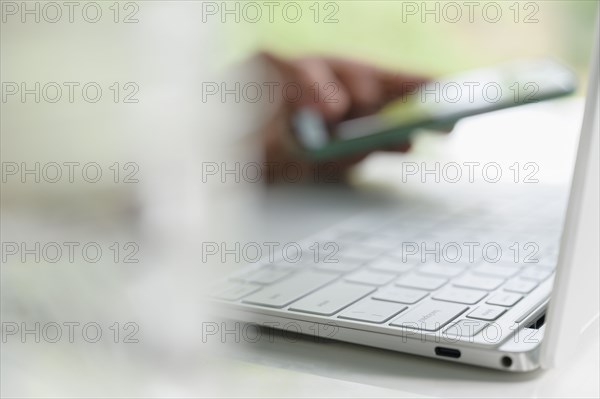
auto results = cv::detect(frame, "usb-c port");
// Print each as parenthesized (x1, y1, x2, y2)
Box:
(435, 347, 461, 358)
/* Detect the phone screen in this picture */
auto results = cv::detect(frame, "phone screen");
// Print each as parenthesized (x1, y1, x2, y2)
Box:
(334, 59, 576, 140)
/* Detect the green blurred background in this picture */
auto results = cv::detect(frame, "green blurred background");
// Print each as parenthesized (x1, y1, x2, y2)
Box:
(223, 0, 597, 91)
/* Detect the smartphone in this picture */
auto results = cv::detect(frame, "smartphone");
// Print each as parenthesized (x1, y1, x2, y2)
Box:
(291, 58, 577, 160)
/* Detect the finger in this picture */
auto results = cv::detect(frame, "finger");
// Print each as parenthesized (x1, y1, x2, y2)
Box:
(262, 53, 352, 123)
(329, 57, 430, 112)
(327, 59, 386, 117)
(293, 58, 352, 123)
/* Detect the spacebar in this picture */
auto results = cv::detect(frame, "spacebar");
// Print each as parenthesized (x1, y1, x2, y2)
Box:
(242, 270, 340, 308)
(289, 281, 375, 316)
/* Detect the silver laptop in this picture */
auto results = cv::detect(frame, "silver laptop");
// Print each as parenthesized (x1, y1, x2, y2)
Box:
(209, 29, 599, 372)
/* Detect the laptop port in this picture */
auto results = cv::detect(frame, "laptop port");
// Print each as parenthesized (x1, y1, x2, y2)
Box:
(527, 312, 546, 329)
(434, 347, 461, 359)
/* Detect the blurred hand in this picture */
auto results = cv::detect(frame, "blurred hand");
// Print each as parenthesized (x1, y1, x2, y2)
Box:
(259, 52, 429, 183)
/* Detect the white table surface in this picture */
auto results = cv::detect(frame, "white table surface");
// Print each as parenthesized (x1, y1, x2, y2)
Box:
(2, 99, 597, 398)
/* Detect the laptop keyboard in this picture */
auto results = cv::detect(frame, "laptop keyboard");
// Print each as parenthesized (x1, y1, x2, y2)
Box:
(210, 189, 567, 337)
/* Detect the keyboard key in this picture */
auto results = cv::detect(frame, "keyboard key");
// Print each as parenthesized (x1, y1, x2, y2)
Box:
(271, 262, 303, 269)
(503, 278, 538, 294)
(245, 267, 292, 285)
(361, 235, 402, 250)
(467, 305, 507, 321)
(453, 273, 504, 291)
(274, 256, 314, 268)
(368, 256, 415, 274)
(372, 287, 428, 304)
(215, 283, 262, 301)
(243, 270, 340, 308)
(314, 260, 363, 273)
(338, 298, 407, 323)
(432, 287, 487, 305)
(387, 247, 421, 262)
(486, 292, 523, 307)
(390, 300, 468, 331)
(519, 266, 554, 281)
(335, 231, 369, 241)
(395, 273, 447, 291)
(289, 281, 375, 316)
(337, 245, 384, 262)
(418, 263, 466, 278)
(474, 263, 520, 278)
(345, 270, 396, 286)
(444, 319, 489, 337)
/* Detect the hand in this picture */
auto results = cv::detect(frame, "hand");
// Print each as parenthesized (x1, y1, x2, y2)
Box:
(259, 52, 429, 183)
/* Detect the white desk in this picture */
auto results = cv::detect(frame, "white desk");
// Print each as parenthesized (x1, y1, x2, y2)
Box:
(2, 100, 597, 398)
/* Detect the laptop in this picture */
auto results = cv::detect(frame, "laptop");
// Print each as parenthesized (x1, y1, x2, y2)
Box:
(208, 28, 599, 372)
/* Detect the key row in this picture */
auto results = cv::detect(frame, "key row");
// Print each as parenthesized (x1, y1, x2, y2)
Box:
(214, 270, 536, 315)
(227, 265, 550, 297)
